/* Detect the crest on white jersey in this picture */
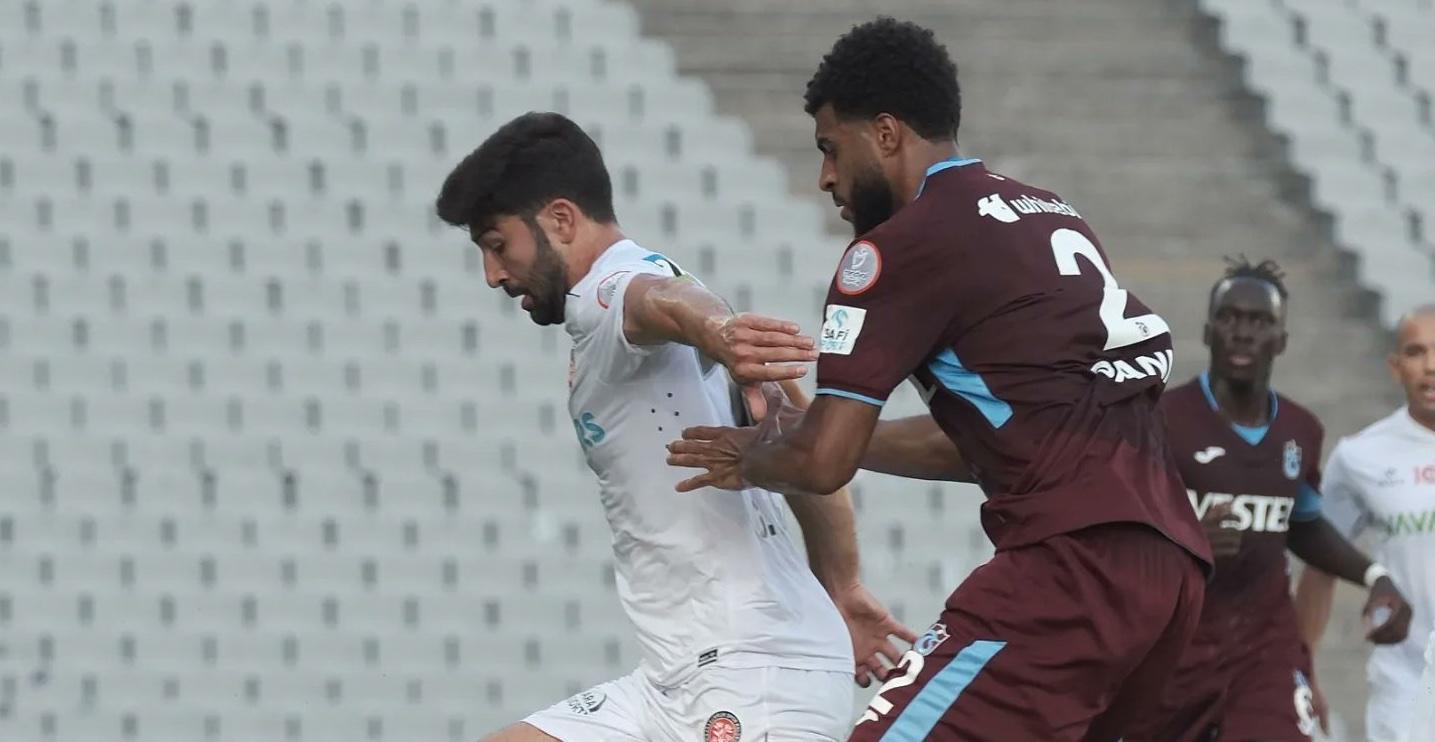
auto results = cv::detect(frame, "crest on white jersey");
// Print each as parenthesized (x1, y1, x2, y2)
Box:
(1283, 440, 1302, 480)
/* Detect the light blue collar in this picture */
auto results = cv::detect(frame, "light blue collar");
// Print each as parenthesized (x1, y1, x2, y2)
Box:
(917, 157, 982, 197)
(1199, 371, 1278, 445)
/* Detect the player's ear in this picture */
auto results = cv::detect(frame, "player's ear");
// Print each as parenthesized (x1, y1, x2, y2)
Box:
(1275, 329, 1288, 356)
(542, 198, 581, 244)
(871, 113, 903, 158)
(1387, 351, 1403, 385)
(1202, 321, 1213, 348)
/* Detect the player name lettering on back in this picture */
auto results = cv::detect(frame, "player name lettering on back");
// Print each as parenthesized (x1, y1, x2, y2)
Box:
(1009, 194, 1081, 219)
(1090, 348, 1173, 383)
(1189, 491, 1295, 533)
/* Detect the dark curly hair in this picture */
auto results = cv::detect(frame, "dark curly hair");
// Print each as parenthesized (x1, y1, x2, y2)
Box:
(1210, 256, 1289, 314)
(435, 112, 616, 230)
(803, 17, 961, 141)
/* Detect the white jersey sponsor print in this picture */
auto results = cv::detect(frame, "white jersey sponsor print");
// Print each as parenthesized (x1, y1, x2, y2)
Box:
(562, 240, 851, 688)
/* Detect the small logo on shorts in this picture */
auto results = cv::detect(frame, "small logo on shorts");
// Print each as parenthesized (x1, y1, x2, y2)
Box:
(914, 622, 951, 656)
(697, 648, 719, 668)
(704, 711, 741, 742)
(565, 690, 607, 716)
(1293, 670, 1317, 735)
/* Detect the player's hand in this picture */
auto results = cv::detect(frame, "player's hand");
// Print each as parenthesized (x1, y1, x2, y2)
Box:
(1363, 576, 1412, 645)
(1200, 502, 1242, 558)
(666, 425, 759, 492)
(830, 583, 917, 688)
(708, 314, 818, 419)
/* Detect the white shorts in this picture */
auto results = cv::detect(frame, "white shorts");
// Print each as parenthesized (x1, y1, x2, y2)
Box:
(524, 665, 853, 741)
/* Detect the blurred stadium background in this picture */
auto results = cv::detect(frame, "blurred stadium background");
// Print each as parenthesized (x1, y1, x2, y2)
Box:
(0, 0, 1431, 740)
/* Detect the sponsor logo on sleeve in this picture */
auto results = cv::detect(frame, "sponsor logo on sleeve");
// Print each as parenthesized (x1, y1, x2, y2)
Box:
(820, 305, 867, 356)
(704, 711, 742, 742)
(836, 241, 881, 295)
(1283, 441, 1302, 480)
(596, 271, 629, 309)
(565, 689, 608, 716)
(977, 194, 1020, 223)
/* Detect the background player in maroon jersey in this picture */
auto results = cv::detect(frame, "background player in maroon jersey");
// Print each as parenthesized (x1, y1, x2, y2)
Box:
(1124, 259, 1411, 742)
(667, 18, 1213, 740)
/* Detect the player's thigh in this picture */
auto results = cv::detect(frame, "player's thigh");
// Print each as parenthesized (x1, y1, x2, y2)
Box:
(518, 672, 647, 742)
(1117, 638, 1229, 742)
(649, 666, 853, 741)
(1219, 642, 1318, 742)
(850, 525, 1202, 742)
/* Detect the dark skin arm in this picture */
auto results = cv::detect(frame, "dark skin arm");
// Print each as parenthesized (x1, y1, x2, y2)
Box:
(1288, 516, 1412, 645)
(670, 395, 881, 496)
(863, 416, 975, 482)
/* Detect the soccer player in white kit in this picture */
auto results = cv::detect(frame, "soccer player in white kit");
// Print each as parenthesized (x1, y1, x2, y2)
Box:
(1295, 305, 1435, 742)
(435, 112, 912, 741)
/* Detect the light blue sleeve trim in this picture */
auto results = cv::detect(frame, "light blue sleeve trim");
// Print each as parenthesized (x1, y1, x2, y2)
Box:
(1291, 482, 1322, 522)
(816, 388, 886, 408)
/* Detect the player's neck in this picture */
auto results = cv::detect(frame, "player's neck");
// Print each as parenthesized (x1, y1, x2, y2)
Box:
(1208, 373, 1272, 427)
(1408, 406, 1435, 435)
(564, 224, 629, 289)
(899, 141, 961, 203)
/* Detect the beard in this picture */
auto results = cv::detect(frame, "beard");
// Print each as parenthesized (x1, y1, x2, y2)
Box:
(521, 223, 570, 326)
(847, 164, 899, 237)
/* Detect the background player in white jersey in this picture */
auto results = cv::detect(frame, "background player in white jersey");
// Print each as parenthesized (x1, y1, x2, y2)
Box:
(435, 112, 913, 741)
(1295, 304, 1435, 742)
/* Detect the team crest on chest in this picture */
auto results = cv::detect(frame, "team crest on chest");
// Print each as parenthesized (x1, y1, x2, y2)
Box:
(1283, 440, 1302, 480)
(704, 711, 741, 742)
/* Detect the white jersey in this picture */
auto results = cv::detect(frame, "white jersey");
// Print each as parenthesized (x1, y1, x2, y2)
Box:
(563, 239, 851, 688)
(1322, 407, 1435, 741)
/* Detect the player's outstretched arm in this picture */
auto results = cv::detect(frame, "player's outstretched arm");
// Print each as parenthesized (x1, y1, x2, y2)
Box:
(776, 381, 916, 687)
(863, 415, 974, 482)
(1289, 517, 1413, 645)
(669, 394, 880, 496)
(622, 274, 817, 396)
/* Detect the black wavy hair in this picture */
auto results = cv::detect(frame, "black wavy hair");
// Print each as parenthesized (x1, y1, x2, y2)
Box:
(803, 17, 961, 141)
(1210, 256, 1289, 314)
(435, 111, 615, 230)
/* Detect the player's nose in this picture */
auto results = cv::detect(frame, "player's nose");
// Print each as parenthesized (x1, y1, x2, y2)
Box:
(481, 250, 507, 289)
(818, 161, 837, 194)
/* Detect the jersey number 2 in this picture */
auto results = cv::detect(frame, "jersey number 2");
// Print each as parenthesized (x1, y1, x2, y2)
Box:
(1050, 229, 1169, 350)
(856, 650, 925, 726)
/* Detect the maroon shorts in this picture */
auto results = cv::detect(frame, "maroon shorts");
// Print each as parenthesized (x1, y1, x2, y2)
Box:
(849, 523, 1205, 742)
(1124, 621, 1318, 742)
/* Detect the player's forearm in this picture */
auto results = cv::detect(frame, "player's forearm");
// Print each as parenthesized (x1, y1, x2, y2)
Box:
(785, 486, 861, 591)
(742, 437, 843, 496)
(624, 276, 730, 352)
(1287, 517, 1372, 586)
(1294, 565, 1338, 648)
(862, 415, 973, 482)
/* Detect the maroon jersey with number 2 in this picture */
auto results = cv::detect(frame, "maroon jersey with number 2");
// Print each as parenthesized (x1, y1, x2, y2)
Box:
(817, 159, 1209, 561)
(834, 159, 1211, 741)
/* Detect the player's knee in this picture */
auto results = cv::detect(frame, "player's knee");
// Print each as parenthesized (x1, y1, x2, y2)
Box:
(479, 722, 562, 742)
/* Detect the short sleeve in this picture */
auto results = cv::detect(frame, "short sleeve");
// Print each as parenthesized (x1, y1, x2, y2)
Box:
(1319, 442, 1370, 538)
(1292, 422, 1325, 522)
(569, 256, 685, 382)
(815, 233, 955, 406)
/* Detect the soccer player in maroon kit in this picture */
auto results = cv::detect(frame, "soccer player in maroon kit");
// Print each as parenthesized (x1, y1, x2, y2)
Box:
(1123, 259, 1411, 742)
(667, 18, 1213, 740)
